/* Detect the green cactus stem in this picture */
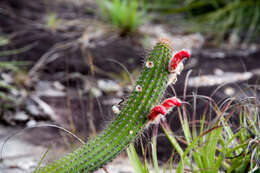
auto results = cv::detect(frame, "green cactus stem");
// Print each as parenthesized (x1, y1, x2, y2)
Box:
(35, 39, 178, 173)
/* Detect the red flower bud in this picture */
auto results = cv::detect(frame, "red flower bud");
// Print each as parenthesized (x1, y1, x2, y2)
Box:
(169, 50, 190, 72)
(149, 105, 166, 121)
(162, 97, 182, 110)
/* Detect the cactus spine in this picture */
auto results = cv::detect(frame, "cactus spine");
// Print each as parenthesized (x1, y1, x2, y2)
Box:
(35, 40, 175, 173)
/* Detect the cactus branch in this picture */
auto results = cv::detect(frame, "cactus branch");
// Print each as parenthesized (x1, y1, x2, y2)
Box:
(35, 39, 190, 173)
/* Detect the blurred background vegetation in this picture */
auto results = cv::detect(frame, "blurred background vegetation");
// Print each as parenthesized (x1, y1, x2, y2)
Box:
(96, 0, 260, 43)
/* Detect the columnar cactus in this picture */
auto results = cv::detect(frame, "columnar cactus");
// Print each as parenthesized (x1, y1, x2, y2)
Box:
(35, 39, 190, 173)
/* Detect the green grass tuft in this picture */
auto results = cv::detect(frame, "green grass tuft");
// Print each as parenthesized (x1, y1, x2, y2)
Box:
(97, 0, 147, 34)
(127, 90, 260, 172)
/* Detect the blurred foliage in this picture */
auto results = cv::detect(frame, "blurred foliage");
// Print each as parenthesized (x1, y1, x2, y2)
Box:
(0, 36, 9, 46)
(0, 35, 31, 109)
(0, 62, 19, 107)
(0, 61, 29, 73)
(145, 0, 260, 43)
(0, 61, 29, 105)
(0, 43, 35, 56)
(96, 0, 147, 34)
(46, 12, 60, 31)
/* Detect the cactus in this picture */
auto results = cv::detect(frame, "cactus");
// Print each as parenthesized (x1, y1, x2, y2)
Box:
(35, 39, 190, 173)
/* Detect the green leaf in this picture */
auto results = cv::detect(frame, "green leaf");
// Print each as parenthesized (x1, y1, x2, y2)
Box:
(127, 143, 148, 173)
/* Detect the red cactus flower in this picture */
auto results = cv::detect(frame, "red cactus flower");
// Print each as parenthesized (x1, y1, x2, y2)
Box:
(162, 97, 182, 110)
(149, 105, 166, 121)
(169, 50, 190, 72)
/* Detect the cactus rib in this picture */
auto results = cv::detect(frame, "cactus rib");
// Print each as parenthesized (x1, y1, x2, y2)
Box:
(35, 40, 174, 173)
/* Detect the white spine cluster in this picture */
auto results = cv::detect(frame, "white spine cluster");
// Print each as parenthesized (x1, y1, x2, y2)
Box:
(145, 61, 154, 68)
(112, 105, 120, 114)
(135, 85, 142, 92)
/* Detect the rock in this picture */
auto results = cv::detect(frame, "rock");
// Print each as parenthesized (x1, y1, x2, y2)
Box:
(0, 125, 47, 173)
(224, 87, 235, 96)
(31, 96, 55, 120)
(228, 31, 240, 48)
(195, 47, 259, 59)
(16, 158, 36, 170)
(214, 68, 224, 76)
(9, 88, 20, 97)
(26, 120, 37, 127)
(200, 51, 226, 59)
(0, 166, 24, 173)
(251, 68, 260, 76)
(97, 79, 121, 93)
(13, 112, 29, 122)
(35, 81, 65, 97)
(1, 73, 13, 84)
(52, 81, 65, 91)
(103, 98, 122, 105)
(188, 72, 253, 87)
(25, 100, 41, 117)
(94, 157, 135, 173)
(89, 87, 102, 98)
